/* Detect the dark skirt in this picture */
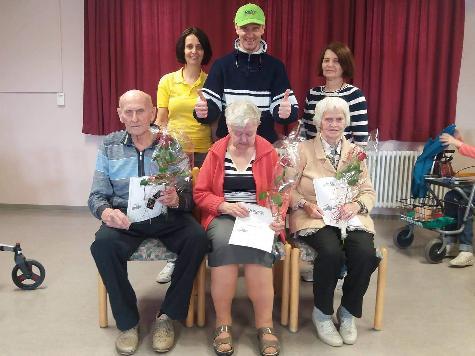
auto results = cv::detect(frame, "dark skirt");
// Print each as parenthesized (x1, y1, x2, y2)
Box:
(206, 214, 274, 268)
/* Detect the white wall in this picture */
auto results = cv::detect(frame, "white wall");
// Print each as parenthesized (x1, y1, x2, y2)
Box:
(0, 0, 99, 206)
(454, 0, 475, 170)
(0, 0, 474, 206)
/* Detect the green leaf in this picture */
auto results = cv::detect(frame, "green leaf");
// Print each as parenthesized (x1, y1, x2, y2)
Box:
(258, 191, 268, 201)
(271, 193, 283, 207)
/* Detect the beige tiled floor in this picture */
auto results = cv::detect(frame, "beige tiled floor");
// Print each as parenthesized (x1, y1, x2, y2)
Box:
(0, 205, 474, 356)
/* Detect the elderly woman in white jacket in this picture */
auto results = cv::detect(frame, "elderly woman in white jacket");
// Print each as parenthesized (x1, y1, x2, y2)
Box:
(289, 97, 379, 347)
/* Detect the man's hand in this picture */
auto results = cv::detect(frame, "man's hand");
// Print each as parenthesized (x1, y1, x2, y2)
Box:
(337, 202, 360, 221)
(278, 89, 291, 119)
(157, 186, 180, 208)
(303, 202, 324, 219)
(195, 90, 208, 118)
(217, 202, 249, 218)
(101, 208, 131, 230)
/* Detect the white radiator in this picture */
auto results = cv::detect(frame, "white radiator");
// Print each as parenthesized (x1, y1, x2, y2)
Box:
(367, 151, 417, 208)
(366, 151, 449, 208)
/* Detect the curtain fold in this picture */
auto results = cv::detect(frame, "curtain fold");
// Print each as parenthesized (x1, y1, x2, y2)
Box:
(83, 0, 464, 142)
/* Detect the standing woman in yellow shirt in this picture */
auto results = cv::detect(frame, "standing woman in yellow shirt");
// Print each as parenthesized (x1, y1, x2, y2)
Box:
(155, 28, 212, 284)
(156, 27, 213, 168)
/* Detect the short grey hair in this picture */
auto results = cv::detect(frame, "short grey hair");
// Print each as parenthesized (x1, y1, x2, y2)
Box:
(225, 100, 261, 128)
(313, 96, 350, 129)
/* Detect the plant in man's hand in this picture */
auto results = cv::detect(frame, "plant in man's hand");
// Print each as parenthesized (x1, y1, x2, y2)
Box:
(140, 128, 192, 209)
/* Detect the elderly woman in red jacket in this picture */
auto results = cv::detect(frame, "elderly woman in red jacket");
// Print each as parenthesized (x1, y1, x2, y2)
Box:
(194, 100, 283, 356)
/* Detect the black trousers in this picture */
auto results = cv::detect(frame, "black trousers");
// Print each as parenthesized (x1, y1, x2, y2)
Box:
(302, 226, 379, 318)
(90, 212, 208, 331)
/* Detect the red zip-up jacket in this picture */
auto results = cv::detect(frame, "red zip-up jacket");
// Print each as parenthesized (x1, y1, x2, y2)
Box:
(194, 134, 278, 230)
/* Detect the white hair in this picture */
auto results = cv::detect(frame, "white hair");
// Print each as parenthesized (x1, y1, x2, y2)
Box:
(225, 100, 261, 128)
(313, 96, 350, 129)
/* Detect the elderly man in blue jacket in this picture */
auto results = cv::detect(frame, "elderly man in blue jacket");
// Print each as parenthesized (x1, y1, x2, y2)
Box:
(89, 89, 207, 355)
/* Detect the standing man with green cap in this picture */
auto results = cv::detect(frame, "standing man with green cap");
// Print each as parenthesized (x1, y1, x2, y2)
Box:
(194, 2, 298, 144)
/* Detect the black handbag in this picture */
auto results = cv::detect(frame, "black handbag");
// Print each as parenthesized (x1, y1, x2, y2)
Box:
(432, 150, 455, 177)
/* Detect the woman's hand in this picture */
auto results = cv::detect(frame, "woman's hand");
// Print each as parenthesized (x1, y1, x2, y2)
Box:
(217, 202, 249, 218)
(440, 133, 463, 149)
(270, 218, 285, 233)
(338, 202, 360, 221)
(303, 202, 324, 219)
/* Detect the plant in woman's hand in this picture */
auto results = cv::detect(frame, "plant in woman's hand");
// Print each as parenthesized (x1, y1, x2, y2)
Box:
(334, 146, 367, 238)
(258, 129, 304, 242)
(336, 147, 366, 186)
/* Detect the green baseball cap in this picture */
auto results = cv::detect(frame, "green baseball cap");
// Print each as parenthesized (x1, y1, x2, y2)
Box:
(234, 3, 265, 26)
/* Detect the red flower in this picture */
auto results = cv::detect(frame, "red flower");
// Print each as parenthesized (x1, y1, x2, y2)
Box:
(357, 151, 367, 161)
(280, 156, 292, 167)
(156, 132, 174, 145)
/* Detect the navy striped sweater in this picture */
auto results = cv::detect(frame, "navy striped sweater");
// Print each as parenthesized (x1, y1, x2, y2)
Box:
(302, 84, 369, 146)
(194, 40, 298, 143)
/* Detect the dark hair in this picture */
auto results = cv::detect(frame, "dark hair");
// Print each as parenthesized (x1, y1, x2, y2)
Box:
(176, 27, 212, 65)
(318, 42, 355, 78)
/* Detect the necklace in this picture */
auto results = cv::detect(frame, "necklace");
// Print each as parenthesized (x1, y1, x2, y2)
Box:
(322, 81, 345, 93)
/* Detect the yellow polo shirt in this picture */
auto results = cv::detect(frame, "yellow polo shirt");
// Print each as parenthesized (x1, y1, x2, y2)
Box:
(157, 68, 211, 153)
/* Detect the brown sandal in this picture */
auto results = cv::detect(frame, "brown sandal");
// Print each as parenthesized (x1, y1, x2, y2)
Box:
(213, 325, 233, 356)
(257, 327, 280, 356)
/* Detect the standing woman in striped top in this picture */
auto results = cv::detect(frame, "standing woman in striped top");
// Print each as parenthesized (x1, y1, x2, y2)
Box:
(194, 100, 283, 356)
(302, 42, 368, 146)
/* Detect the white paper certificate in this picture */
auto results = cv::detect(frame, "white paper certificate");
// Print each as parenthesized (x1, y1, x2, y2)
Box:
(228, 203, 275, 253)
(313, 177, 363, 229)
(127, 177, 167, 223)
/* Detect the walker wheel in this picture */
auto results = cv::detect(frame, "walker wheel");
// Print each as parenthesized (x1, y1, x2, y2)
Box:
(393, 226, 414, 249)
(424, 239, 445, 264)
(11, 259, 46, 290)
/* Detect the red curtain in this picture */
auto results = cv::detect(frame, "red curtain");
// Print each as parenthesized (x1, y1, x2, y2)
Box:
(83, 0, 465, 142)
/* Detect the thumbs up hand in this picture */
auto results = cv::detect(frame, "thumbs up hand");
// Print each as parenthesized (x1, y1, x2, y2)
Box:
(195, 90, 208, 118)
(278, 89, 291, 119)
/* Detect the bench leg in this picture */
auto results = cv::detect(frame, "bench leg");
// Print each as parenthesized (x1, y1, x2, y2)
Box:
(289, 248, 300, 333)
(197, 260, 206, 327)
(374, 247, 388, 330)
(98, 274, 108, 328)
(280, 243, 291, 326)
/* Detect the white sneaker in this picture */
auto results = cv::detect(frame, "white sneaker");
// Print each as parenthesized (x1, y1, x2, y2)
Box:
(312, 308, 343, 347)
(337, 307, 357, 345)
(449, 252, 474, 267)
(156, 261, 175, 284)
(301, 268, 314, 282)
(445, 244, 459, 258)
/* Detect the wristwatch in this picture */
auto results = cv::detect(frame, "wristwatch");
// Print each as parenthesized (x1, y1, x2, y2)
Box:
(355, 200, 367, 214)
